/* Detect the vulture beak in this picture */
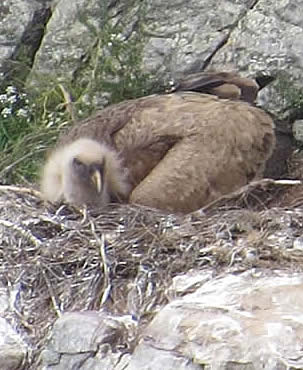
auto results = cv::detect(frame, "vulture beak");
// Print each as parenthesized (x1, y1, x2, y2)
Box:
(91, 169, 102, 193)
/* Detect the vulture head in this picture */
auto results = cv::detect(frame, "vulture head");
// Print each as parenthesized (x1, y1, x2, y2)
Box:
(41, 138, 131, 207)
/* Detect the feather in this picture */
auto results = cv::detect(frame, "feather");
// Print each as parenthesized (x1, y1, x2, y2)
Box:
(172, 71, 274, 103)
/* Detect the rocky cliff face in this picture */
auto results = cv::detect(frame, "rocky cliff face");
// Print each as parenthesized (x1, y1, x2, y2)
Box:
(1, 0, 303, 115)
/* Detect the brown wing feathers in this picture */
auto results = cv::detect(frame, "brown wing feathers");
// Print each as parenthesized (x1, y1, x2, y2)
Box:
(173, 71, 274, 103)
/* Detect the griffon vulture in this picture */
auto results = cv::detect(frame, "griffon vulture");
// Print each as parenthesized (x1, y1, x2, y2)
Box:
(41, 72, 275, 213)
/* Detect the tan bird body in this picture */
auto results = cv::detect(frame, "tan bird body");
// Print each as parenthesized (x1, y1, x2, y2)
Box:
(41, 87, 275, 213)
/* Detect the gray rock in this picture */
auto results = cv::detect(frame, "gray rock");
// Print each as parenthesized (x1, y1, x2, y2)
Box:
(40, 311, 134, 370)
(29, 0, 254, 82)
(25, 0, 303, 115)
(29, 0, 95, 79)
(0, 317, 27, 370)
(141, 0, 250, 78)
(0, 287, 9, 314)
(293, 119, 303, 143)
(128, 270, 303, 370)
(0, 0, 42, 61)
(40, 269, 303, 370)
(0, 0, 52, 82)
(209, 0, 303, 114)
(128, 343, 201, 370)
(1, 0, 302, 114)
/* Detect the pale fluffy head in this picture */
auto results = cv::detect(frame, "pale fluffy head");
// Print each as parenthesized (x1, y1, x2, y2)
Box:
(40, 138, 131, 207)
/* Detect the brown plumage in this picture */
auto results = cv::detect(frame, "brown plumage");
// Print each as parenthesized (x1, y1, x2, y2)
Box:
(41, 88, 275, 213)
(172, 71, 275, 103)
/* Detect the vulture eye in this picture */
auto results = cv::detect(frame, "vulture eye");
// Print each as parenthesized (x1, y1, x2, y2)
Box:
(72, 158, 87, 177)
(73, 157, 85, 169)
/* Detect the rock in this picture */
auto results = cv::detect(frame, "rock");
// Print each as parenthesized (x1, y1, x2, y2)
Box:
(0, 287, 9, 314)
(40, 311, 134, 370)
(140, 0, 245, 77)
(0, 0, 43, 61)
(128, 269, 303, 370)
(0, 317, 27, 370)
(39, 269, 303, 370)
(209, 0, 303, 114)
(293, 119, 303, 143)
(0, 0, 52, 84)
(18, 0, 303, 112)
(128, 344, 201, 370)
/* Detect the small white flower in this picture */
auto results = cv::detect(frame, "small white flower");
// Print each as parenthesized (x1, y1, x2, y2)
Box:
(1, 107, 12, 117)
(0, 94, 7, 103)
(6, 86, 17, 95)
(16, 108, 28, 117)
(115, 33, 125, 41)
(7, 94, 17, 104)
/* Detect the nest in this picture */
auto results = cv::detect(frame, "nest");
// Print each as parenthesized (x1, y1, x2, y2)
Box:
(1, 179, 303, 369)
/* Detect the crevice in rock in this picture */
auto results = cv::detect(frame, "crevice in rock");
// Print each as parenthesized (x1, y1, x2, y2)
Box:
(248, 0, 260, 10)
(190, 31, 231, 73)
(226, 0, 260, 31)
(1, 6, 52, 88)
(181, 1, 262, 75)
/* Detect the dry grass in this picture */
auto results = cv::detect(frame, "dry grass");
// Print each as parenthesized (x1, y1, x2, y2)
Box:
(1, 179, 303, 368)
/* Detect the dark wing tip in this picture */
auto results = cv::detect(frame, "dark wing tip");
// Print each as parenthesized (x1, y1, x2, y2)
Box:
(255, 74, 276, 90)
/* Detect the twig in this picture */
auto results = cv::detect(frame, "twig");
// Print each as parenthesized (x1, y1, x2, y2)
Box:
(0, 184, 42, 198)
(39, 262, 62, 318)
(58, 83, 76, 122)
(200, 179, 302, 213)
(273, 179, 301, 185)
(0, 219, 42, 247)
(90, 221, 111, 305)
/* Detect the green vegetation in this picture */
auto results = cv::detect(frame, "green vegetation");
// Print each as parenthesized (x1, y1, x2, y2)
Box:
(0, 84, 68, 184)
(0, 0, 156, 185)
(75, 0, 155, 107)
(274, 72, 303, 118)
